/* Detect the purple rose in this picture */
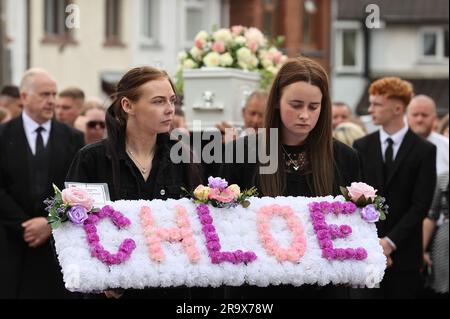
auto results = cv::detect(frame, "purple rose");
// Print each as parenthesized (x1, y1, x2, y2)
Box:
(67, 205, 89, 225)
(361, 204, 380, 223)
(208, 177, 228, 190)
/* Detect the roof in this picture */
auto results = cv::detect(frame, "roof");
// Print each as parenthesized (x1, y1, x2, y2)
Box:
(356, 78, 449, 116)
(337, 0, 449, 24)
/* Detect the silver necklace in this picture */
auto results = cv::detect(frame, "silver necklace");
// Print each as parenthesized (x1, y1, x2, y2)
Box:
(281, 145, 300, 171)
(126, 148, 153, 175)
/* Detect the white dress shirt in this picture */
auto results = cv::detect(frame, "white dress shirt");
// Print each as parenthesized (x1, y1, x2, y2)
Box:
(379, 125, 409, 162)
(378, 125, 409, 251)
(427, 131, 449, 175)
(22, 111, 51, 155)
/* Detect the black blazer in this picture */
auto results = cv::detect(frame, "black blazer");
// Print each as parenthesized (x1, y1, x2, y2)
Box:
(353, 129, 436, 271)
(0, 116, 84, 298)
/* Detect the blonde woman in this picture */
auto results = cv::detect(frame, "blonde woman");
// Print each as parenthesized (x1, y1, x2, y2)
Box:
(333, 122, 366, 147)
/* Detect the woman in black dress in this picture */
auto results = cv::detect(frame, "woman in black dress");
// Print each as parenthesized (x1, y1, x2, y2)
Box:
(66, 66, 203, 298)
(220, 57, 362, 298)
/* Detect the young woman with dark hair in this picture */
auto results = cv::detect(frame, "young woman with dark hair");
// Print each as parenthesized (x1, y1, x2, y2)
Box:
(220, 57, 361, 298)
(66, 66, 203, 298)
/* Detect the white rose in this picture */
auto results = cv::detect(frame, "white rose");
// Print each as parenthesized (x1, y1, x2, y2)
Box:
(203, 52, 221, 67)
(237, 47, 252, 63)
(267, 66, 278, 75)
(177, 51, 188, 63)
(195, 30, 209, 42)
(219, 53, 233, 67)
(238, 61, 249, 70)
(262, 58, 273, 69)
(245, 27, 266, 46)
(249, 55, 259, 69)
(234, 36, 246, 46)
(183, 59, 198, 69)
(189, 47, 203, 61)
(213, 28, 233, 43)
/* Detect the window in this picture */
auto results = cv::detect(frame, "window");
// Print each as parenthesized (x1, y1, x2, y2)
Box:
(334, 22, 364, 73)
(303, 0, 318, 48)
(342, 30, 357, 66)
(263, 0, 279, 38)
(181, 0, 221, 49)
(419, 27, 449, 62)
(140, 0, 160, 46)
(185, 0, 205, 44)
(105, 0, 122, 45)
(44, 0, 71, 39)
(444, 28, 449, 58)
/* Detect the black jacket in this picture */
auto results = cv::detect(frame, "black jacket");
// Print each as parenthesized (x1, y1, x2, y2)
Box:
(0, 116, 84, 298)
(66, 133, 203, 201)
(353, 129, 437, 271)
(220, 136, 362, 197)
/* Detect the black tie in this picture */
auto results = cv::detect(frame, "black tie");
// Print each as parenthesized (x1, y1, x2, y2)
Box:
(35, 126, 45, 158)
(384, 137, 394, 180)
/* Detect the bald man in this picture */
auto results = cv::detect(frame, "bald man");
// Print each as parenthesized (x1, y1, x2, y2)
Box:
(408, 95, 449, 175)
(0, 68, 84, 298)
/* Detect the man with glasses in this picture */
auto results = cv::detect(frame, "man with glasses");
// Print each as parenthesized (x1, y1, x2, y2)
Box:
(84, 106, 106, 145)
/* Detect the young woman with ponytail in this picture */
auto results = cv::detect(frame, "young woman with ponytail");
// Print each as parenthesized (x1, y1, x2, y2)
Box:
(66, 66, 203, 298)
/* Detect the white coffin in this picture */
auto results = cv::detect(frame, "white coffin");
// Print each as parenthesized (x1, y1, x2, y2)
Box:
(183, 67, 260, 131)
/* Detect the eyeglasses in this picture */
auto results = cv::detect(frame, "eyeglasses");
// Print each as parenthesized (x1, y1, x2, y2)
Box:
(86, 121, 106, 129)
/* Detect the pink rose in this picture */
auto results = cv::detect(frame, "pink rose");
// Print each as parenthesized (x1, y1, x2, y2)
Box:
(231, 25, 245, 35)
(347, 182, 377, 202)
(195, 39, 204, 49)
(208, 188, 235, 203)
(246, 40, 258, 53)
(61, 187, 94, 210)
(212, 41, 225, 53)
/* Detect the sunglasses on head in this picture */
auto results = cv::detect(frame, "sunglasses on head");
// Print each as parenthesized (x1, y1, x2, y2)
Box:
(86, 120, 106, 129)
